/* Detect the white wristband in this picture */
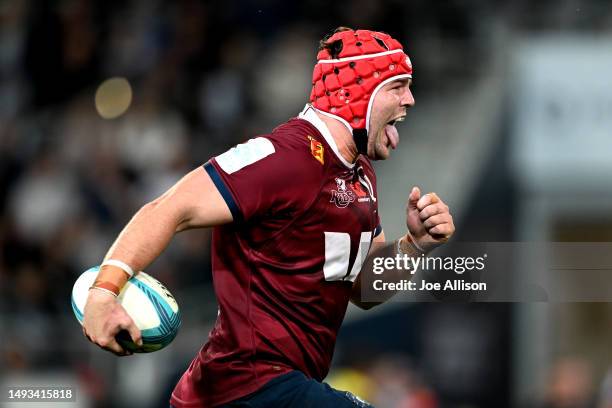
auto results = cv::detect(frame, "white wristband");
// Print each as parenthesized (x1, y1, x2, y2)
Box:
(101, 259, 135, 278)
(405, 230, 426, 253)
(397, 237, 407, 255)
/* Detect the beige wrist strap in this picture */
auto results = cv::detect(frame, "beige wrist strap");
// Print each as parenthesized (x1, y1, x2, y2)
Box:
(89, 286, 118, 298)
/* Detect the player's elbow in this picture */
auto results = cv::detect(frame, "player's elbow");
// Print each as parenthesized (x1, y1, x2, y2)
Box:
(137, 200, 159, 217)
(140, 195, 189, 232)
(143, 190, 170, 210)
(140, 198, 168, 218)
(142, 199, 160, 211)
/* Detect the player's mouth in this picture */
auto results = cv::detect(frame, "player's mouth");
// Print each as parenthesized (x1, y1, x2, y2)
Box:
(384, 116, 405, 149)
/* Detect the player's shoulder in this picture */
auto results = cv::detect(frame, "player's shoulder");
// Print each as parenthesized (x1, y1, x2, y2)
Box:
(212, 118, 326, 185)
(258, 117, 328, 170)
(214, 118, 322, 168)
(267, 117, 321, 151)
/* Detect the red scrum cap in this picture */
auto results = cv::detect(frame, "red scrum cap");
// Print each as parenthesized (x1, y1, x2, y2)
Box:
(309, 28, 413, 153)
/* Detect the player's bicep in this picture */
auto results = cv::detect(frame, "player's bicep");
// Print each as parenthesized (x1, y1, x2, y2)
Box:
(155, 167, 233, 231)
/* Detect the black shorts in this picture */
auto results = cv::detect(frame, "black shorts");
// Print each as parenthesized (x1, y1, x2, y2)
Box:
(222, 370, 373, 408)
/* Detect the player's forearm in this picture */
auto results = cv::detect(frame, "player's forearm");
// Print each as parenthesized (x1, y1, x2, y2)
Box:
(351, 234, 424, 309)
(95, 196, 186, 290)
(91, 168, 234, 292)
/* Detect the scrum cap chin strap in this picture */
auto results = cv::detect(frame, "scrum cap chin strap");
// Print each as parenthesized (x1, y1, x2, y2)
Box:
(352, 128, 368, 154)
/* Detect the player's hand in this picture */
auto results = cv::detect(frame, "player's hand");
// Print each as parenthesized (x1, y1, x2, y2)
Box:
(405, 186, 455, 252)
(82, 289, 142, 356)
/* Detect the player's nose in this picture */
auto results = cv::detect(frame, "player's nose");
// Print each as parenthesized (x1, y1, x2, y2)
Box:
(401, 87, 415, 108)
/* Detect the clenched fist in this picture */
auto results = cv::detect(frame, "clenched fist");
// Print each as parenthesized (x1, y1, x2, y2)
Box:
(405, 186, 455, 252)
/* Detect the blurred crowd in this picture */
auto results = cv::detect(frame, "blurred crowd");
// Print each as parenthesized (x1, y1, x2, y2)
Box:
(330, 355, 612, 408)
(0, 0, 487, 376)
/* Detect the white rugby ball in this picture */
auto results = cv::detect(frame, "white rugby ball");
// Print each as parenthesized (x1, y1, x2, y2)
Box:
(71, 266, 181, 353)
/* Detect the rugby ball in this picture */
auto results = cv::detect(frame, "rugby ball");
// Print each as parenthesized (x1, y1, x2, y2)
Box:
(71, 266, 181, 353)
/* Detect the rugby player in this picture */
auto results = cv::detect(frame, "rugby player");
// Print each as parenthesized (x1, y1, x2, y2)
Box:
(82, 27, 455, 407)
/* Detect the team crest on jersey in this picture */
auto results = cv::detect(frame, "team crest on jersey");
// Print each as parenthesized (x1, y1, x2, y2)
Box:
(307, 135, 324, 165)
(330, 178, 355, 208)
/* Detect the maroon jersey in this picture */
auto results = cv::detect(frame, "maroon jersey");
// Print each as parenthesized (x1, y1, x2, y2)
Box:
(171, 105, 381, 407)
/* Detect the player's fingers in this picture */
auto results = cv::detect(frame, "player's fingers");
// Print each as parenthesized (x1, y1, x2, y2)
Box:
(120, 318, 143, 347)
(82, 327, 93, 343)
(423, 214, 448, 229)
(417, 192, 445, 211)
(98, 336, 131, 356)
(419, 203, 449, 220)
(407, 186, 420, 210)
(416, 193, 432, 210)
(429, 223, 454, 237)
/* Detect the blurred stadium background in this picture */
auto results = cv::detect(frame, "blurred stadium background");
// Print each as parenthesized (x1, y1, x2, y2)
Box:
(1, 0, 611, 407)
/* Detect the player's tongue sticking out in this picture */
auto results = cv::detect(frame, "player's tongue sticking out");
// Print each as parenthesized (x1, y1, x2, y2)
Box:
(385, 124, 399, 149)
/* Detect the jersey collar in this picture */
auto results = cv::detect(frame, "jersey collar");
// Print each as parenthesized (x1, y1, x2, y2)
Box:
(298, 104, 355, 169)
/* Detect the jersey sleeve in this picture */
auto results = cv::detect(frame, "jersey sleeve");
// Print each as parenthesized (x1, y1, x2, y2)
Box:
(204, 135, 320, 223)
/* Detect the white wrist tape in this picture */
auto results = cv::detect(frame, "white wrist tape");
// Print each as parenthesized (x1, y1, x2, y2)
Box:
(405, 230, 426, 253)
(396, 237, 407, 255)
(101, 259, 135, 278)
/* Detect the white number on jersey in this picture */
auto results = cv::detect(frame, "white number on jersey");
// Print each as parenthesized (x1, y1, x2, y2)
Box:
(323, 231, 372, 282)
